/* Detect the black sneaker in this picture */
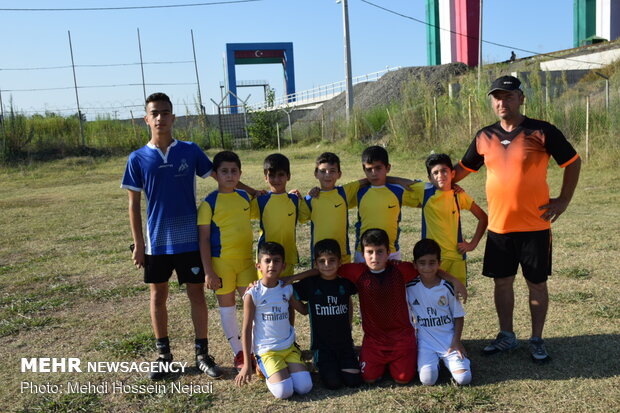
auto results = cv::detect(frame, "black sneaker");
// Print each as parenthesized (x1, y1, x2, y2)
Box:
(482, 331, 519, 356)
(529, 337, 551, 364)
(149, 355, 173, 381)
(196, 354, 223, 378)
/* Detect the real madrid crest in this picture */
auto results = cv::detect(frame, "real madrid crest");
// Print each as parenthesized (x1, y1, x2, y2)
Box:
(438, 296, 447, 306)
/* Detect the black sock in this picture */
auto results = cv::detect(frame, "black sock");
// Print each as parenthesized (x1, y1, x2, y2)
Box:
(195, 338, 209, 355)
(156, 337, 171, 357)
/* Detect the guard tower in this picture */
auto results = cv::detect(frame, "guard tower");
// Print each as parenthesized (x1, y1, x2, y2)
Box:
(225, 42, 295, 113)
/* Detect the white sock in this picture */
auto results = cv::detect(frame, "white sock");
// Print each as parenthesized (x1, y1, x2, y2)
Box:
(291, 371, 313, 394)
(219, 306, 242, 354)
(266, 377, 294, 399)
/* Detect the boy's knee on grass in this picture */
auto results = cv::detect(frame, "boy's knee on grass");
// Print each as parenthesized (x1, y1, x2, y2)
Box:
(319, 366, 343, 390)
(419, 365, 439, 386)
(291, 371, 312, 394)
(341, 370, 362, 387)
(453, 370, 472, 385)
(266, 377, 294, 399)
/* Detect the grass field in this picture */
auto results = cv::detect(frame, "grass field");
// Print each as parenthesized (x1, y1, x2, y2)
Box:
(1, 144, 619, 412)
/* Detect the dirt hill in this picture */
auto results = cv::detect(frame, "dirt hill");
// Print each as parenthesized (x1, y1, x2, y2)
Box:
(299, 62, 469, 122)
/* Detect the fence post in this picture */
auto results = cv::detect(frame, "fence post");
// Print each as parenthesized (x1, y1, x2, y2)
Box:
(0, 88, 5, 156)
(276, 122, 281, 152)
(218, 106, 225, 148)
(137, 28, 147, 103)
(280, 107, 293, 144)
(585, 96, 589, 162)
(433, 96, 438, 136)
(386, 107, 397, 142)
(190, 29, 209, 145)
(605, 78, 609, 112)
(67, 31, 85, 148)
(242, 107, 249, 147)
(321, 106, 325, 142)
(287, 110, 293, 144)
(129, 110, 140, 145)
(468, 95, 472, 136)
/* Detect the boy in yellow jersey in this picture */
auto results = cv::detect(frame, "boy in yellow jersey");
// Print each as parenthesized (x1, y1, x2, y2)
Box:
(413, 154, 488, 285)
(198, 151, 257, 371)
(251, 153, 299, 278)
(298, 152, 361, 264)
(354, 146, 422, 262)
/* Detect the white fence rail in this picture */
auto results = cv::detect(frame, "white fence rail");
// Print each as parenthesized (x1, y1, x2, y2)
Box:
(249, 66, 402, 111)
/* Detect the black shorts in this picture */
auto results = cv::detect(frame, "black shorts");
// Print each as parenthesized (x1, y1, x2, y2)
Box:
(483, 229, 552, 284)
(314, 346, 360, 372)
(144, 251, 205, 284)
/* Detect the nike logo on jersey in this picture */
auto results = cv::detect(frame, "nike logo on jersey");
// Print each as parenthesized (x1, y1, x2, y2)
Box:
(334, 203, 343, 208)
(500, 139, 511, 146)
(288, 212, 294, 216)
(388, 205, 396, 208)
(244, 207, 250, 211)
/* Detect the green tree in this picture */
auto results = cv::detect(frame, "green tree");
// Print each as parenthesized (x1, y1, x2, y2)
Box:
(247, 88, 281, 148)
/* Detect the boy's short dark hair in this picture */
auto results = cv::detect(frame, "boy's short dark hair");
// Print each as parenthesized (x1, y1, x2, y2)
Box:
(425, 153, 453, 175)
(213, 150, 241, 171)
(315, 152, 341, 173)
(360, 228, 389, 250)
(258, 242, 285, 261)
(264, 153, 291, 176)
(314, 239, 342, 260)
(361, 145, 389, 166)
(145, 92, 173, 112)
(413, 238, 442, 262)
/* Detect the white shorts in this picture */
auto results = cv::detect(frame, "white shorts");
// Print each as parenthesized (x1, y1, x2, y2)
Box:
(354, 250, 401, 264)
(418, 347, 470, 375)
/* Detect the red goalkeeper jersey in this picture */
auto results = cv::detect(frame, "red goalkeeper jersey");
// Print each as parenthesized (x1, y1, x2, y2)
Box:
(339, 262, 418, 347)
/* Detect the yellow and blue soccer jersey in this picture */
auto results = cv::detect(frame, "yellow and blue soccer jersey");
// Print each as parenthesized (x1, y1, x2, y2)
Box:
(418, 182, 474, 262)
(251, 192, 299, 268)
(197, 189, 253, 260)
(355, 184, 422, 253)
(299, 181, 359, 264)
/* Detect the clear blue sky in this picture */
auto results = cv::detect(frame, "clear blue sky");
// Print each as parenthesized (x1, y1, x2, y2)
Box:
(0, 0, 573, 119)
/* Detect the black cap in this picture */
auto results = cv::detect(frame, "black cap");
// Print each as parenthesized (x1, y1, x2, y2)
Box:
(488, 75, 521, 95)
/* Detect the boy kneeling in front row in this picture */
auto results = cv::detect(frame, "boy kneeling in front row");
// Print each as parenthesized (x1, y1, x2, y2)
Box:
(293, 239, 362, 389)
(407, 239, 472, 386)
(235, 242, 312, 399)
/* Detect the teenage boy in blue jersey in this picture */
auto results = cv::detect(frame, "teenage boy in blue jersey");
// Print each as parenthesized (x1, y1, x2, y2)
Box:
(121, 92, 222, 380)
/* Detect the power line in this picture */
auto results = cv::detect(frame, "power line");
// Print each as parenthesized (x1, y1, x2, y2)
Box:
(2, 82, 198, 92)
(0, 0, 261, 12)
(359, 0, 604, 67)
(13, 102, 197, 114)
(0, 60, 194, 71)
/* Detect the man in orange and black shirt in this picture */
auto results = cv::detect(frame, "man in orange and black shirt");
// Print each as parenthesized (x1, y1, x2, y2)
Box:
(454, 76, 581, 364)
